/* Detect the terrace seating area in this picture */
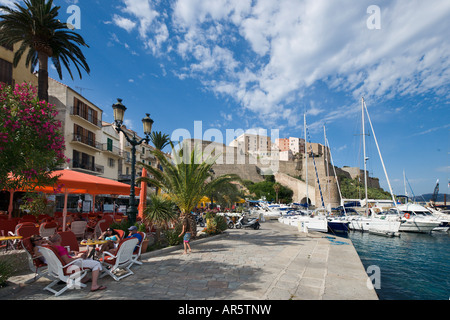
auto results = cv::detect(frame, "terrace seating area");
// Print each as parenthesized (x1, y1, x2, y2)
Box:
(0, 211, 147, 296)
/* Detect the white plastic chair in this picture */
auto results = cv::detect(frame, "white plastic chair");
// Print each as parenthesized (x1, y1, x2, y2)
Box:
(21, 238, 49, 284)
(39, 222, 57, 238)
(94, 219, 106, 239)
(100, 237, 138, 281)
(70, 220, 87, 239)
(130, 232, 146, 268)
(39, 246, 88, 296)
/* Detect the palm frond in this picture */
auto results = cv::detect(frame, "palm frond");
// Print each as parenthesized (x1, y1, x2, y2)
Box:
(137, 143, 241, 215)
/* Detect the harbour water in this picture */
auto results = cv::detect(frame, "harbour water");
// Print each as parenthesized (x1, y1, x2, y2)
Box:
(349, 230, 450, 300)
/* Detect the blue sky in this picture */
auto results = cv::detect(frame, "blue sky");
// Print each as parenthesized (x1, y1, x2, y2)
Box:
(2, 0, 449, 196)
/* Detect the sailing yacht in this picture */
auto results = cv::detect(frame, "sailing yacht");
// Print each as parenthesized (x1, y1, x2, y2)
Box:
(278, 114, 329, 233)
(359, 97, 401, 237)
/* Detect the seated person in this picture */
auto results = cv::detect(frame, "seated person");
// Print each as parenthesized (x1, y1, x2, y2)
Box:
(105, 226, 142, 255)
(30, 234, 50, 263)
(49, 234, 106, 292)
(96, 228, 120, 258)
(126, 226, 143, 243)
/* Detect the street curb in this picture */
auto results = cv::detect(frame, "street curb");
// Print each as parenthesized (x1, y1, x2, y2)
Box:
(141, 231, 229, 259)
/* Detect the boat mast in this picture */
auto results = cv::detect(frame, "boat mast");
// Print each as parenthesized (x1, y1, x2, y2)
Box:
(362, 98, 398, 212)
(324, 127, 347, 216)
(304, 113, 308, 209)
(324, 125, 331, 210)
(403, 170, 408, 198)
(362, 97, 369, 216)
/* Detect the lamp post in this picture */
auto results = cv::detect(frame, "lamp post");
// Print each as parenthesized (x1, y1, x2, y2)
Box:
(112, 98, 154, 224)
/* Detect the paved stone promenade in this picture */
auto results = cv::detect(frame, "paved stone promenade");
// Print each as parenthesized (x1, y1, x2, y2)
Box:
(0, 221, 378, 300)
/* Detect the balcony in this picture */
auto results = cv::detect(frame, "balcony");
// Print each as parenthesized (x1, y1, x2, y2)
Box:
(71, 133, 102, 151)
(100, 143, 123, 157)
(67, 158, 104, 175)
(70, 107, 102, 128)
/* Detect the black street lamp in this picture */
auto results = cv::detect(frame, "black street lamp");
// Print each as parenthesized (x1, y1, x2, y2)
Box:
(112, 98, 154, 224)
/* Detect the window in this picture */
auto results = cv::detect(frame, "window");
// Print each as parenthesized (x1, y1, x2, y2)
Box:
(73, 97, 100, 126)
(73, 124, 96, 148)
(0, 58, 13, 85)
(107, 138, 113, 152)
(108, 158, 115, 168)
(72, 150, 95, 171)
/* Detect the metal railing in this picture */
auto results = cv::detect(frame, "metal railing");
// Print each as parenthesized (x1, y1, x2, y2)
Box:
(72, 133, 102, 150)
(70, 107, 102, 127)
(100, 143, 124, 157)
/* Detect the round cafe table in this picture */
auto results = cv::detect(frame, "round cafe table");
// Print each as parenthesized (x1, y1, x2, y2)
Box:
(0, 235, 23, 251)
(80, 239, 108, 259)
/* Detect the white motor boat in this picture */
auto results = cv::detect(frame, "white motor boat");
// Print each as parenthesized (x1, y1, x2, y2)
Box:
(425, 206, 450, 232)
(395, 203, 442, 233)
(278, 211, 328, 233)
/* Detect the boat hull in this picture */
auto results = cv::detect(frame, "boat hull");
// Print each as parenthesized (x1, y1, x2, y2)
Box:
(347, 218, 371, 231)
(327, 220, 349, 233)
(399, 220, 442, 233)
(278, 216, 328, 233)
(368, 219, 401, 237)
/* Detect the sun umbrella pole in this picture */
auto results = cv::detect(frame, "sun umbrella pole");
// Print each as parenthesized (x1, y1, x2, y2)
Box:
(63, 189, 69, 232)
(8, 189, 14, 219)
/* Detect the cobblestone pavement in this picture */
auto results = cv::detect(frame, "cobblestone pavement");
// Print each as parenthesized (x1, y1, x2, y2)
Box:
(0, 221, 378, 300)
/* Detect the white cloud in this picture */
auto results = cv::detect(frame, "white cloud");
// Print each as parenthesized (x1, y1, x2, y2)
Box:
(120, 0, 159, 39)
(113, 0, 450, 128)
(112, 14, 136, 32)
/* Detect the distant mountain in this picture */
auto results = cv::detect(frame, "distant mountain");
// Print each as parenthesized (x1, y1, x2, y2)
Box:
(412, 193, 450, 202)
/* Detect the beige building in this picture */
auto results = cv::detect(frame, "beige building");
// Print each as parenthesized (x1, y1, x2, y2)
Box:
(117, 125, 156, 184)
(229, 133, 272, 157)
(0, 43, 38, 87)
(100, 122, 124, 180)
(274, 138, 289, 152)
(48, 78, 158, 184)
(48, 78, 105, 177)
(275, 137, 306, 157)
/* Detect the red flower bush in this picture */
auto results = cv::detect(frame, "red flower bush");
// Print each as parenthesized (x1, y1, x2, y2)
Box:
(0, 83, 67, 191)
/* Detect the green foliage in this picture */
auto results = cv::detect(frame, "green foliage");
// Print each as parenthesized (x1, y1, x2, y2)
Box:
(0, 83, 67, 191)
(143, 194, 177, 224)
(245, 177, 293, 203)
(0, 260, 13, 287)
(215, 215, 228, 232)
(137, 142, 240, 217)
(149, 131, 171, 151)
(0, 0, 90, 100)
(142, 194, 178, 244)
(19, 192, 52, 217)
(204, 214, 228, 235)
(163, 221, 183, 246)
(109, 220, 133, 235)
(109, 220, 147, 237)
(206, 181, 244, 209)
(338, 174, 392, 199)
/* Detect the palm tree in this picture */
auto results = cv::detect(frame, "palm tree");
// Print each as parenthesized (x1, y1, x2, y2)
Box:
(142, 193, 176, 245)
(273, 182, 281, 203)
(149, 131, 171, 195)
(0, 0, 90, 101)
(137, 143, 241, 237)
(149, 131, 171, 152)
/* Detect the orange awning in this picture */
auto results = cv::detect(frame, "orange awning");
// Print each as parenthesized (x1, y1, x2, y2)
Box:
(35, 169, 139, 195)
(37, 170, 139, 231)
(5, 170, 139, 224)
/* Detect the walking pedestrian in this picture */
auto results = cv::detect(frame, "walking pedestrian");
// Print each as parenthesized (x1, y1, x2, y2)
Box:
(178, 216, 192, 254)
